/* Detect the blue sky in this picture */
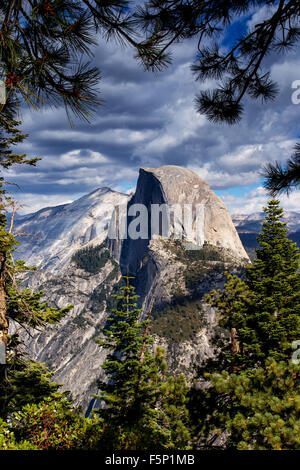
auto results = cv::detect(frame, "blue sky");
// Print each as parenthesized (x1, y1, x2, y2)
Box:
(215, 183, 262, 199)
(3, 3, 300, 215)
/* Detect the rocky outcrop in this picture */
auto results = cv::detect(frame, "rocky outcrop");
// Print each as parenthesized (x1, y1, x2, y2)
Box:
(119, 166, 249, 273)
(12, 166, 249, 410)
(12, 188, 128, 409)
(116, 166, 248, 313)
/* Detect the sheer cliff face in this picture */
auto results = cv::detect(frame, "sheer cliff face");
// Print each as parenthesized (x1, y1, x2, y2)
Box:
(120, 166, 249, 273)
(13, 166, 249, 409)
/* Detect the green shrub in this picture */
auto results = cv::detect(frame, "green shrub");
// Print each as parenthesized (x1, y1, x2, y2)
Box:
(0, 419, 36, 450)
(151, 299, 203, 343)
(11, 400, 101, 450)
(72, 244, 111, 273)
(162, 239, 225, 263)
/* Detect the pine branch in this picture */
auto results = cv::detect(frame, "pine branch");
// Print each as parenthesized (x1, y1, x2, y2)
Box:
(263, 142, 300, 195)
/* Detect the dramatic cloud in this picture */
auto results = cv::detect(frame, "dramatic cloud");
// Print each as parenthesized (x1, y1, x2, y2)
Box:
(220, 186, 300, 215)
(3, 6, 300, 216)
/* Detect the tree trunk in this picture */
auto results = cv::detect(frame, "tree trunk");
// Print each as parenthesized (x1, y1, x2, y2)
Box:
(231, 327, 240, 355)
(0, 250, 8, 419)
(0, 251, 8, 356)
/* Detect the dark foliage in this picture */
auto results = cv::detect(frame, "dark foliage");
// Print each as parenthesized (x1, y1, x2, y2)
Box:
(137, 1, 299, 123)
(72, 244, 111, 273)
(151, 298, 203, 344)
(263, 142, 300, 195)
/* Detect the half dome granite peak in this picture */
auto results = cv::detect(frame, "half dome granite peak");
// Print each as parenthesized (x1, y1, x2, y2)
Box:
(135, 165, 249, 261)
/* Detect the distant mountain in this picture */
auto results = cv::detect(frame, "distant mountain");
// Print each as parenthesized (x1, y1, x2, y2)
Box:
(11, 173, 300, 409)
(11, 166, 251, 409)
(12, 187, 129, 271)
(232, 210, 300, 232)
(232, 210, 300, 261)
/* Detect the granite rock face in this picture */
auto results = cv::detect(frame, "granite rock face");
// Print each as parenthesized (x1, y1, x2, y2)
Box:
(119, 166, 248, 273)
(13, 166, 249, 409)
(12, 188, 129, 408)
(14, 187, 129, 272)
(118, 166, 249, 312)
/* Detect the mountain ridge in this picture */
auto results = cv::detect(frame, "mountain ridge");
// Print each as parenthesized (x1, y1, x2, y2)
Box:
(12, 187, 129, 272)
(10, 165, 280, 409)
(232, 210, 300, 232)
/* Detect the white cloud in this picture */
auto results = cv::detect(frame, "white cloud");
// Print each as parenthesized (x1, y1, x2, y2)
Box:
(247, 4, 277, 32)
(189, 163, 259, 189)
(221, 186, 300, 215)
(271, 59, 300, 89)
(3, 20, 299, 218)
(40, 150, 109, 170)
(13, 194, 73, 214)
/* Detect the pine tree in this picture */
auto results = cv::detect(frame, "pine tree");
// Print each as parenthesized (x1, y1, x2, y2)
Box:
(138, 1, 299, 124)
(0, 114, 40, 169)
(208, 358, 300, 450)
(0, 180, 99, 448)
(94, 271, 190, 450)
(190, 200, 300, 449)
(0, 124, 73, 420)
(2, 2, 299, 194)
(246, 200, 300, 360)
(3, 1, 299, 127)
(0, 1, 170, 122)
(207, 200, 300, 369)
(0, 185, 73, 419)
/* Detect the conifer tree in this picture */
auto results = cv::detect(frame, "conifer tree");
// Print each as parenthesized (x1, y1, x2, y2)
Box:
(0, 184, 73, 419)
(246, 200, 300, 360)
(1, 2, 299, 194)
(95, 271, 190, 450)
(0, 120, 73, 420)
(207, 200, 300, 369)
(138, 1, 299, 124)
(190, 200, 300, 449)
(0, 124, 102, 450)
(137, 1, 300, 193)
(0, 112, 40, 169)
(264, 142, 300, 195)
(207, 358, 300, 450)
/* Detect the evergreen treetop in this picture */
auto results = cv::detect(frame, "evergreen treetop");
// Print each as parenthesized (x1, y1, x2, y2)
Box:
(95, 271, 191, 450)
(190, 200, 300, 449)
(207, 199, 300, 368)
(95, 271, 162, 430)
